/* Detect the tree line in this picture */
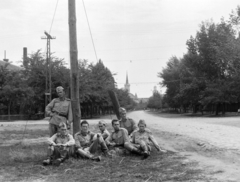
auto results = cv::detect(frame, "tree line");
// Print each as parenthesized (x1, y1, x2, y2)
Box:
(159, 6, 240, 115)
(0, 50, 136, 119)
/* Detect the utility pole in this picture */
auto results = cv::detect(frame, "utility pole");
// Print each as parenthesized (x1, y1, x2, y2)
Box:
(68, 0, 81, 134)
(41, 31, 56, 115)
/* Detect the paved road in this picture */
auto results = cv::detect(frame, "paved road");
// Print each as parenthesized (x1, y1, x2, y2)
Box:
(127, 111, 240, 151)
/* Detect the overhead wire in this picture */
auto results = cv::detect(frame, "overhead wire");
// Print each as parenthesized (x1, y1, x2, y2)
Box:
(43, 0, 59, 55)
(49, 0, 59, 34)
(82, 0, 99, 62)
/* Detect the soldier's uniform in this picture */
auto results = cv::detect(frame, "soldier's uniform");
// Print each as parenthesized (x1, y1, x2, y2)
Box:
(74, 131, 108, 159)
(105, 127, 140, 155)
(100, 128, 110, 140)
(43, 130, 75, 166)
(45, 97, 73, 136)
(119, 118, 137, 136)
(132, 128, 161, 154)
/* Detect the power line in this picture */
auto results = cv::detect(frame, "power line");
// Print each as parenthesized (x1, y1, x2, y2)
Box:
(103, 58, 166, 62)
(162, 76, 206, 83)
(82, 0, 99, 62)
(117, 82, 160, 85)
(0, 29, 191, 39)
(43, 0, 59, 55)
(49, 0, 59, 34)
(76, 44, 185, 53)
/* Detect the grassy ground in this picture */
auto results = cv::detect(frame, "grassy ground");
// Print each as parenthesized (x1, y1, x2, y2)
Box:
(0, 125, 214, 182)
(1, 129, 49, 140)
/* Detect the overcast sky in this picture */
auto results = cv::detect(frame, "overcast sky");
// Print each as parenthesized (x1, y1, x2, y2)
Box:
(0, 0, 239, 98)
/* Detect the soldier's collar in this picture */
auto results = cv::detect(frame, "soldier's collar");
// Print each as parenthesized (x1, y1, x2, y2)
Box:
(58, 133, 68, 137)
(59, 97, 66, 101)
(114, 129, 120, 133)
(81, 131, 89, 136)
(121, 117, 128, 122)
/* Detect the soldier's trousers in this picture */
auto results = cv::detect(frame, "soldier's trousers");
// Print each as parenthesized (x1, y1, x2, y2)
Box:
(90, 135, 108, 153)
(108, 142, 142, 155)
(48, 146, 70, 161)
(76, 135, 108, 158)
(132, 141, 151, 152)
(49, 123, 58, 137)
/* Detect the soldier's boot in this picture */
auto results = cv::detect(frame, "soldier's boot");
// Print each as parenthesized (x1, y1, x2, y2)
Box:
(99, 138, 110, 157)
(43, 146, 55, 166)
(130, 147, 142, 155)
(43, 158, 51, 166)
(52, 158, 63, 166)
(53, 150, 68, 166)
(91, 156, 101, 162)
(43, 155, 54, 166)
(142, 151, 150, 159)
(142, 144, 150, 159)
(103, 150, 112, 158)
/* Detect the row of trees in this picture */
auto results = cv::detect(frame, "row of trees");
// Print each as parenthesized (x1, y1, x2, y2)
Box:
(159, 6, 240, 115)
(0, 51, 136, 118)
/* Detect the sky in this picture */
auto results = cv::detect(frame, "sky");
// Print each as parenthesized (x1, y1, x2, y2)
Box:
(0, 0, 239, 98)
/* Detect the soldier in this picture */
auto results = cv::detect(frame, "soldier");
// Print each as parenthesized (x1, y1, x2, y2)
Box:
(45, 86, 72, 137)
(74, 120, 110, 162)
(132, 119, 167, 159)
(118, 107, 137, 136)
(98, 120, 110, 140)
(43, 122, 75, 166)
(105, 119, 142, 155)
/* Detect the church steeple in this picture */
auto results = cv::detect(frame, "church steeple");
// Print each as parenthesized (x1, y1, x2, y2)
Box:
(124, 72, 130, 93)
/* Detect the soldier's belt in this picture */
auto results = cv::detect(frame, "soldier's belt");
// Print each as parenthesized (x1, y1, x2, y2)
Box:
(115, 144, 124, 147)
(53, 111, 67, 118)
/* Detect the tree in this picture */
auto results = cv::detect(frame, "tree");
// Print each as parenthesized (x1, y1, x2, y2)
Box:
(147, 91, 162, 109)
(78, 59, 117, 117)
(159, 6, 240, 114)
(115, 89, 136, 110)
(158, 56, 182, 109)
(21, 50, 71, 113)
(0, 64, 34, 119)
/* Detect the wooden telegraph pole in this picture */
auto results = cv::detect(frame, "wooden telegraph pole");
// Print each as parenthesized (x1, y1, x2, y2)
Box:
(68, 0, 81, 134)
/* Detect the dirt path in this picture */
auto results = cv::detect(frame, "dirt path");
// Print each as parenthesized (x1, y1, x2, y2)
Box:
(127, 111, 240, 181)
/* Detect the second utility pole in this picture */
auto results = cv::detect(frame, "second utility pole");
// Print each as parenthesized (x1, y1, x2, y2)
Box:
(68, 0, 81, 134)
(41, 31, 55, 113)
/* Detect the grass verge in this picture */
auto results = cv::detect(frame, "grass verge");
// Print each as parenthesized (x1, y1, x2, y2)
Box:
(0, 125, 215, 182)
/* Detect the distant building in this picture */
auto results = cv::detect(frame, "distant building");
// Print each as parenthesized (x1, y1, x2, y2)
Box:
(153, 86, 158, 93)
(124, 72, 130, 93)
(139, 98, 149, 104)
(0, 60, 22, 71)
(123, 72, 149, 104)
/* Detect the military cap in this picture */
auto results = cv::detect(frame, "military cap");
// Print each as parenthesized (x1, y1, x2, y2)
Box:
(98, 120, 106, 126)
(59, 122, 67, 129)
(119, 107, 126, 114)
(56, 86, 64, 92)
(138, 119, 147, 127)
